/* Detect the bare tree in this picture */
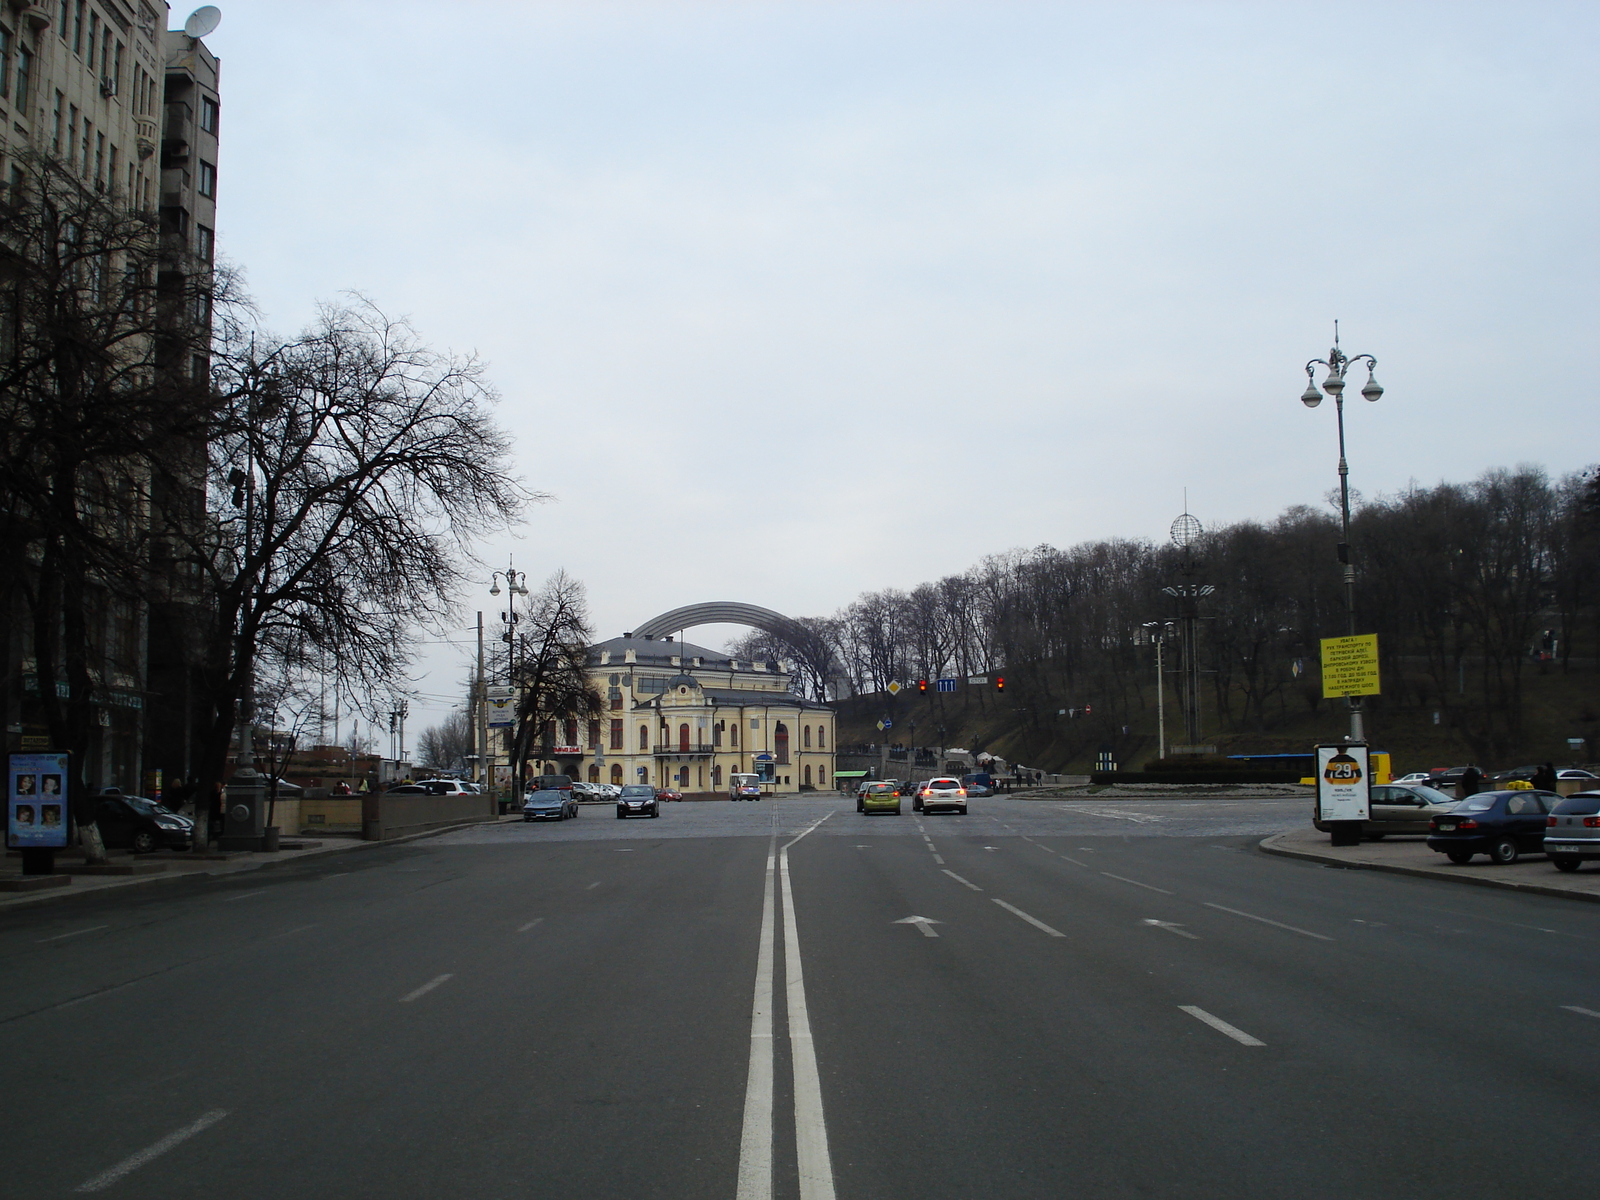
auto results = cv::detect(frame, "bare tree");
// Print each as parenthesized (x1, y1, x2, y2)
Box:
(181, 297, 532, 816)
(419, 707, 473, 770)
(506, 571, 602, 795)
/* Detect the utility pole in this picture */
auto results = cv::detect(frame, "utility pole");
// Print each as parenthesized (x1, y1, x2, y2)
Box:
(475, 611, 486, 786)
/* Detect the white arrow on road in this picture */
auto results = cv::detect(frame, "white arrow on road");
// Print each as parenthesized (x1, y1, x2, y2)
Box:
(895, 915, 944, 938)
(1142, 918, 1199, 940)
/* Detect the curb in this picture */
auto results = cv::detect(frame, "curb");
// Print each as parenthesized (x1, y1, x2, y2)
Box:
(0, 815, 510, 916)
(1257, 831, 1600, 906)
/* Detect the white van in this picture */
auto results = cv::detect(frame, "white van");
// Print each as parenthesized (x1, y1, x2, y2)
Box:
(729, 773, 763, 801)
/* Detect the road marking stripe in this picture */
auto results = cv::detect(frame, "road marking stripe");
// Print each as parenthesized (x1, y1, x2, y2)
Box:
(780, 844, 837, 1199)
(38, 925, 109, 943)
(1100, 872, 1173, 895)
(942, 870, 983, 891)
(1179, 1005, 1265, 1046)
(517, 918, 544, 933)
(1143, 919, 1200, 940)
(399, 974, 453, 1003)
(992, 899, 1067, 937)
(269, 924, 319, 940)
(586, 881, 601, 889)
(735, 843, 778, 1200)
(931, 854, 945, 864)
(222, 890, 267, 902)
(1204, 902, 1333, 941)
(320, 872, 349, 879)
(781, 811, 834, 852)
(75, 1110, 228, 1193)
(1562, 1005, 1600, 1019)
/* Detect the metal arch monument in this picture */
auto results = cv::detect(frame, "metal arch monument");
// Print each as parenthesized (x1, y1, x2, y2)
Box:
(632, 602, 811, 647)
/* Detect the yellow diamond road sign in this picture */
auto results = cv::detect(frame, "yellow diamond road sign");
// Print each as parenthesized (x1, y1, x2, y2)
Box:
(1321, 633, 1381, 699)
(886, 681, 902, 695)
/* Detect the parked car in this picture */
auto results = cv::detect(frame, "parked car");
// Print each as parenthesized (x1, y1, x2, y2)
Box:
(522, 789, 578, 821)
(961, 773, 995, 797)
(918, 777, 969, 815)
(1427, 789, 1558, 864)
(1543, 792, 1600, 871)
(93, 792, 194, 852)
(1313, 783, 1458, 837)
(617, 785, 659, 819)
(1392, 772, 1433, 787)
(1558, 769, 1600, 782)
(416, 778, 480, 795)
(656, 789, 684, 803)
(1426, 766, 1484, 794)
(595, 783, 622, 800)
(858, 782, 902, 815)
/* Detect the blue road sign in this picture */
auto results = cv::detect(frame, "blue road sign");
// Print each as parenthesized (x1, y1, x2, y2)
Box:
(936, 678, 957, 693)
(882, 718, 893, 729)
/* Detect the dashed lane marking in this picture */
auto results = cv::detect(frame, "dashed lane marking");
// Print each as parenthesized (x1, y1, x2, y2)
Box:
(942, 870, 983, 891)
(1204, 902, 1333, 941)
(37, 925, 109, 943)
(992, 899, 1067, 938)
(399, 974, 454, 1003)
(1179, 1005, 1265, 1046)
(1562, 1005, 1600, 1019)
(75, 1110, 229, 1193)
(517, 918, 545, 933)
(1101, 873, 1173, 895)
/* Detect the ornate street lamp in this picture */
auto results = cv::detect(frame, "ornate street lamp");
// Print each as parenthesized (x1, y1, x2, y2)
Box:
(1301, 323, 1383, 742)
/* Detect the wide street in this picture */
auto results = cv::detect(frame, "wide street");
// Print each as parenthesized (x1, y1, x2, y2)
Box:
(3, 793, 1598, 1198)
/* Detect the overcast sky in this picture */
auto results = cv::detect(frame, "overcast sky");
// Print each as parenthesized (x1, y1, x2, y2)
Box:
(196, 0, 1598, 743)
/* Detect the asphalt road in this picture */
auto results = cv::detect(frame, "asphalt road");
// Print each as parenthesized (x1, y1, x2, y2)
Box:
(3, 793, 1598, 1198)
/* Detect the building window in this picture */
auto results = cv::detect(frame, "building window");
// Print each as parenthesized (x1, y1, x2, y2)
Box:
(610, 764, 622, 785)
(66, 104, 77, 167)
(200, 96, 218, 133)
(731, 723, 738, 747)
(107, 144, 117, 193)
(0, 26, 11, 99)
(775, 723, 790, 765)
(818, 725, 826, 748)
(713, 723, 722, 747)
(14, 45, 27, 111)
(94, 132, 104, 190)
(609, 719, 623, 750)
(198, 160, 215, 198)
(638, 724, 648, 752)
(86, 11, 96, 70)
(80, 119, 90, 179)
(678, 724, 690, 753)
(72, 1, 82, 56)
(99, 27, 109, 79)
(51, 91, 62, 154)
(112, 40, 123, 97)
(820, 766, 828, 785)
(713, 765, 722, 787)
(588, 764, 599, 782)
(587, 719, 600, 746)
(804, 725, 811, 748)
(608, 686, 621, 711)
(804, 765, 812, 787)
(58, 1, 68, 42)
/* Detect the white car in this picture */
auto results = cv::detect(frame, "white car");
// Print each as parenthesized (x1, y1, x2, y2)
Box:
(415, 778, 479, 795)
(570, 781, 605, 800)
(1392, 772, 1432, 787)
(916, 777, 968, 815)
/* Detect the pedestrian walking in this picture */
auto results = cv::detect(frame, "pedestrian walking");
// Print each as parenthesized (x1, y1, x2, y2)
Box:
(1533, 763, 1559, 792)
(1458, 766, 1483, 799)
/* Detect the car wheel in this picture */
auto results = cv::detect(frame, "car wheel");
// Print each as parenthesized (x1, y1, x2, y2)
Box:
(616, 811, 625, 819)
(651, 809, 659, 818)
(132, 830, 157, 854)
(1552, 856, 1581, 873)
(894, 806, 902, 815)
(1489, 838, 1520, 865)
(1446, 850, 1474, 864)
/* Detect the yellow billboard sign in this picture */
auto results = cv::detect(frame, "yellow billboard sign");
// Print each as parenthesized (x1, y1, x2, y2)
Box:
(1321, 633, 1381, 698)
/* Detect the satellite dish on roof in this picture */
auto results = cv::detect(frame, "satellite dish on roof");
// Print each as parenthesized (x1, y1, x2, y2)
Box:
(184, 6, 222, 38)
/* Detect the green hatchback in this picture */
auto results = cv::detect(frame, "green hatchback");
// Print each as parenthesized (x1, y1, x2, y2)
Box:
(859, 782, 902, 816)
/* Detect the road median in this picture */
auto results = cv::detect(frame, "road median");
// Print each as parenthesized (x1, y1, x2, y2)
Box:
(1260, 826, 1600, 904)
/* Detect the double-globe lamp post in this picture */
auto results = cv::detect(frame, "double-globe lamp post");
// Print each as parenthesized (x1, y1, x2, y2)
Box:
(1300, 328, 1383, 743)
(489, 565, 529, 796)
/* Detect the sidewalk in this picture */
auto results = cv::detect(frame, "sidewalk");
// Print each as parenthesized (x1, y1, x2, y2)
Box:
(1260, 826, 1600, 904)
(0, 815, 519, 914)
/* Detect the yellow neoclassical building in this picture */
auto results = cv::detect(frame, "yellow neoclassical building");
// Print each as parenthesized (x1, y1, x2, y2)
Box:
(530, 635, 835, 794)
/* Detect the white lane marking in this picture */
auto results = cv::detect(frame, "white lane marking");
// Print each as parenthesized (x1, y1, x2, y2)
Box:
(1072, 806, 1168, 824)
(1179, 1005, 1266, 1046)
(924, 842, 938, 852)
(1142, 918, 1199, 940)
(1204, 902, 1333, 941)
(992, 899, 1067, 938)
(269, 924, 319, 940)
(735, 842, 778, 1200)
(942, 870, 983, 891)
(983, 846, 1000, 851)
(613, 848, 634, 852)
(222, 890, 267, 902)
(932, 854, 945, 864)
(399, 974, 454, 1003)
(894, 915, 942, 938)
(586, 881, 601, 889)
(320, 872, 349, 879)
(517, 918, 544, 933)
(1101, 872, 1173, 895)
(1562, 1005, 1600, 1020)
(779, 841, 837, 1199)
(781, 810, 835, 852)
(37, 925, 110, 943)
(75, 1109, 229, 1193)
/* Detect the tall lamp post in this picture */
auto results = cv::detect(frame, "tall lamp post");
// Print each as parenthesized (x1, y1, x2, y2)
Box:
(490, 563, 529, 799)
(1301, 324, 1383, 742)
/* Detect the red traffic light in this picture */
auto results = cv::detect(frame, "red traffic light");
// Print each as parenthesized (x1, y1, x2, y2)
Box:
(995, 676, 1005, 692)
(918, 679, 928, 693)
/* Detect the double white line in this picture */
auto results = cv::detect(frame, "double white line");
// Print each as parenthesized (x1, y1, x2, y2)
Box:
(737, 813, 836, 1200)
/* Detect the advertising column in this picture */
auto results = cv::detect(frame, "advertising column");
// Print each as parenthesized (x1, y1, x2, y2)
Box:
(1316, 742, 1371, 847)
(8, 752, 72, 874)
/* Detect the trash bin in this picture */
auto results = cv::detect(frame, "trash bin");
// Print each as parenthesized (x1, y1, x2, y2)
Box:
(261, 826, 281, 852)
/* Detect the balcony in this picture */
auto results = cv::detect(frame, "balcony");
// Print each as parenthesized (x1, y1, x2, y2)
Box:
(653, 743, 716, 756)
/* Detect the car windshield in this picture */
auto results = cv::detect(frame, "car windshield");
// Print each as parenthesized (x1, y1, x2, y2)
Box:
(123, 795, 169, 815)
(1406, 786, 1455, 805)
(525, 791, 563, 802)
(620, 786, 654, 797)
(1455, 795, 1499, 813)
(1552, 795, 1600, 816)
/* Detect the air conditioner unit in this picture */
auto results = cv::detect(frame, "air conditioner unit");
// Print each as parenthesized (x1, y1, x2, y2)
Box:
(100, 75, 116, 98)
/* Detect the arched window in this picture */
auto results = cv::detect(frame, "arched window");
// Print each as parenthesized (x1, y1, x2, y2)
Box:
(610, 763, 623, 785)
(679, 723, 691, 753)
(588, 764, 599, 782)
(804, 725, 812, 748)
(804, 764, 813, 787)
(818, 725, 826, 748)
(639, 724, 649, 751)
(713, 765, 722, 787)
(820, 766, 828, 785)
(774, 722, 790, 765)
(731, 723, 739, 747)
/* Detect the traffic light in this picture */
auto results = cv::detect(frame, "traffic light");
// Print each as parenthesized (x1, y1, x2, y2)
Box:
(918, 679, 928, 693)
(995, 676, 1005, 692)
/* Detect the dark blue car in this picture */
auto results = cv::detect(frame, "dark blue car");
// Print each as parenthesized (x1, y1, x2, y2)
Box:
(1427, 789, 1559, 864)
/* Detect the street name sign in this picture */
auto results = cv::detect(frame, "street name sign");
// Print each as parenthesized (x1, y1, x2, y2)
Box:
(1315, 743, 1371, 822)
(1321, 633, 1381, 698)
(486, 696, 516, 728)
